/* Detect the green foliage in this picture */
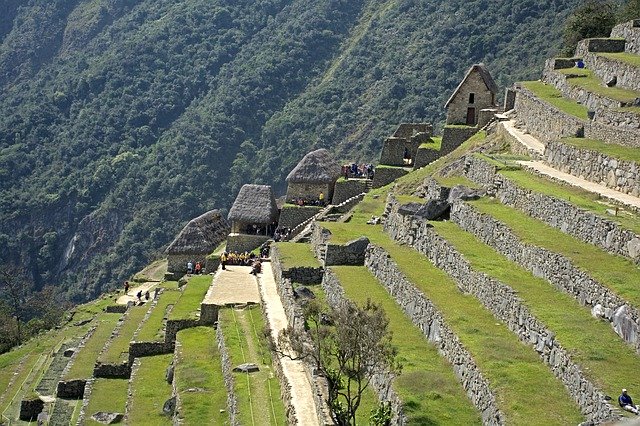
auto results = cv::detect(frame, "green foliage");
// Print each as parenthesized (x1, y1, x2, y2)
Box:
(619, 0, 640, 21)
(562, 0, 617, 54)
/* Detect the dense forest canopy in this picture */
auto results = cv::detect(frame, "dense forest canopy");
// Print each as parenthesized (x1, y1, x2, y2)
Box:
(0, 0, 594, 309)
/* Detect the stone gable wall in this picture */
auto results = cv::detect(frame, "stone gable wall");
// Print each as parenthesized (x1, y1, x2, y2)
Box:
(286, 182, 333, 204)
(463, 155, 640, 263)
(413, 146, 441, 169)
(383, 197, 617, 423)
(611, 20, 640, 55)
(446, 71, 495, 125)
(331, 179, 368, 205)
(278, 205, 322, 229)
(513, 87, 584, 143)
(544, 140, 640, 196)
(440, 126, 479, 155)
(371, 167, 408, 189)
(379, 137, 420, 166)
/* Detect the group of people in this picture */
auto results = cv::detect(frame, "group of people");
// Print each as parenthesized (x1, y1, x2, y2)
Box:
(220, 249, 267, 275)
(288, 194, 326, 207)
(342, 163, 374, 179)
(273, 227, 291, 242)
(186, 261, 203, 275)
(123, 280, 156, 304)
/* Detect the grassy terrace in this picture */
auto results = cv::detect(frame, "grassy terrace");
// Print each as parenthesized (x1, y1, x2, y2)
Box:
(431, 219, 640, 404)
(85, 379, 129, 425)
(418, 136, 443, 150)
(175, 327, 227, 425)
(560, 137, 640, 163)
(135, 290, 181, 342)
(521, 81, 589, 120)
(470, 198, 640, 306)
(433, 174, 480, 189)
(99, 305, 149, 364)
(219, 307, 285, 425)
(274, 242, 321, 269)
(128, 354, 173, 425)
(331, 266, 481, 425)
(168, 276, 212, 321)
(496, 167, 640, 235)
(320, 219, 583, 423)
(559, 68, 640, 103)
(65, 313, 122, 380)
(599, 51, 640, 67)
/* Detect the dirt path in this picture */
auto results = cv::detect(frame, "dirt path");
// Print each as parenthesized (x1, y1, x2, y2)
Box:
(501, 120, 545, 154)
(203, 265, 261, 305)
(257, 262, 319, 426)
(116, 281, 158, 305)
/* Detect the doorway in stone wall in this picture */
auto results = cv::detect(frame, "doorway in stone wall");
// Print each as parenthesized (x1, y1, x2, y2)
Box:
(466, 107, 476, 125)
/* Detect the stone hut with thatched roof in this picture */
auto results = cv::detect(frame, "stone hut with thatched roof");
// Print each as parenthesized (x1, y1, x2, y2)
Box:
(227, 184, 279, 252)
(445, 63, 499, 126)
(285, 149, 341, 204)
(165, 209, 230, 274)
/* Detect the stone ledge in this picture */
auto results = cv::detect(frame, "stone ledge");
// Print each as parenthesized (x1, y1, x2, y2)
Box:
(215, 317, 239, 425)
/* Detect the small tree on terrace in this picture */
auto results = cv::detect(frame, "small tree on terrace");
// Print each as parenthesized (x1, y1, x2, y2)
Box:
(280, 298, 400, 425)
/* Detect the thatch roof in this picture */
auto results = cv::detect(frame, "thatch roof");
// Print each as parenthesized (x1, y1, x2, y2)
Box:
(166, 210, 230, 255)
(445, 63, 499, 108)
(286, 149, 341, 184)
(228, 184, 278, 224)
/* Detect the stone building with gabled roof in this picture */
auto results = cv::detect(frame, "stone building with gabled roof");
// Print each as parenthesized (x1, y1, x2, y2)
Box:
(165, 209, 230, 274)
(445, 63, 499, 126)
(285, 148, 341, 204)
(227, 184, 278, 252)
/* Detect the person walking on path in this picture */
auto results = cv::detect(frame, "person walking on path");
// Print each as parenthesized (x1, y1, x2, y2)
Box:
(124, 281, 130, 295)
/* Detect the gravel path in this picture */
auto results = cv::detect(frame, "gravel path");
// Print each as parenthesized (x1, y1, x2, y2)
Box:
(116, 281, 158, 305)
(258, 262, 319, 426)
(203, 265, 261, 305)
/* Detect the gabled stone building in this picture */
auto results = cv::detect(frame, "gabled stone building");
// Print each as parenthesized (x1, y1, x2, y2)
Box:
(445, 63, 499, 126)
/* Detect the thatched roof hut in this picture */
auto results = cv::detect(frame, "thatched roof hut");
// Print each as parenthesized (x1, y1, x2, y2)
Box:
(286, 149, 341, 184)
(166, 210, 230, 255)
(228, 184, 278, 225)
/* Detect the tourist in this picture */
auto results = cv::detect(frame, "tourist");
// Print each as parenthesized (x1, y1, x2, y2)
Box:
(250, 259, 262, 275)
(124, 281, 130, 295)
(186, 261, 193, 275)
(194, 262, 202, 275)
(221, 252, 227, 270)
(144, 290, 150, 301)
(576, 58, 585, 69)
(319, 191, 324, 206)
(619, 389, 640, 414)
(136, 290, 142, 302)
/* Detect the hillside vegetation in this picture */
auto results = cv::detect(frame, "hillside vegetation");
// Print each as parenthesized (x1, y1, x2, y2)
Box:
(0, 0, 581, 304)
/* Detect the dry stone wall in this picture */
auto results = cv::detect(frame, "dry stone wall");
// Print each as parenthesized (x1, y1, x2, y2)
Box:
(611, 20, 640, 55)
(575, 38, 626, 57)
(215, 319, 239, 426)
(584, 121, 640, 148)
(594, 108, 640, 130)
(543, 69, 623, 111)
(383, 197, 617, 423)
(544, 140, 640, 196)
(372, 166, 408, 189)
(279, 206, 322, 229)
(586, 54, 640, 92)
(450, 200, 640, 353)
(441, 126, 478, 154)
(463, 156, 640, 263)
(331, 179, 368, 205)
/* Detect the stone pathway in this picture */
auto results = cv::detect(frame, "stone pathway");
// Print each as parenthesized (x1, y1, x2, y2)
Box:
(518, 160, 640, 210)
(257, 262, 319, 426)
(202, 265, 261, 305)
(116, 281, 159, 305)
(501, 120, 545, 155)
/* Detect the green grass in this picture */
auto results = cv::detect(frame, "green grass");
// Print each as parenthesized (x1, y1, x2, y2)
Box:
(174, 327, 228, 425)
(65, 313, 122, 380)
(274, 242, 321, 269)
(331, 266, 482, 425)
(561, 137, 640, 163)
(521, 81, 589, 120)
(470, 198, 640, 307)
(599, 51, 640, 67)
(168, 276, 212, 321)
(128, 354, 173, 425)
(99, 305, 149, 364)
(84, 379, 129, 425)
(559, 68, 640, 104)
(219, 307, 285, 425)
(433, 174, 480, 189)
(498, 168, 640, 235)
(320, 220, 584, 424)
(418, 136, 443, 150)
(431, 219, 640, 405)
(135, 290, 181, 342)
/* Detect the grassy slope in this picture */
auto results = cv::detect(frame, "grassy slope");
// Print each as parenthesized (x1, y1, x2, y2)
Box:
(84, 379, 129, 425)
(599, 52, 640, 67)
(219, 307, 285, 425)
(470, 198, 640, 306)
(521, 81, 589, 119)
(274, 242, 321, 269)
(431, 219, 640, 401)
(169, 276, 212, 321)
(135, 289, 181, 342)
(331, 265, 482, 425)
(127, 354, 173, 425)
(174, 327, 228, 425)
(99, 305, 149, 364)
(559, 68, 640, 103)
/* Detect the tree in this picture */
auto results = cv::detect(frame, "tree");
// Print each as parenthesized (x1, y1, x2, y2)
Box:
(563, 1, 617, 55)
(0, 266, 31, 346)
(280, 299, 400, 426)
(619, 0, 640, 22)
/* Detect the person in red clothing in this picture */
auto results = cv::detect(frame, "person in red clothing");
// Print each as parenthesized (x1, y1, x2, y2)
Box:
(194, 262, 202, 275)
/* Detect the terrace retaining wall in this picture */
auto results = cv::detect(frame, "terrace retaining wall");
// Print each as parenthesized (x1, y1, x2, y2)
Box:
(384, 197, 618, 423)
(332, 180, 368, 205)
(611, 20, 640, 55)
(215, 317, 239, 426)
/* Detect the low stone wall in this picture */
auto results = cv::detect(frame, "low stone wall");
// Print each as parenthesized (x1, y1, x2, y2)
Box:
(56, 379, 87, 399)
(379, 137, 420, 166)
(199, 303, 218, 325)
(129, 341, 174, 360)
(105, 305, 127, 313)
(332, 179, 368, 205)
(93, 362, 131, 379)
(269, 245, 306, 332)
(324, 237, 369, 266)
(450, 201, 640, 352)
(362, 244, 503, 425)
(384, 198, 617, 423)
(441, 126, 478, 155)
(216, 315, 239, 426)
(413, 146, 440, 169)
(75, 379, 94, 425)
(279, 205, 323, 229)
(575, 38, 626, 57)
(544, 140, 640, 196)
(321, 269, 407, 425)
(594, 107, 640, 130)
(543, 69, 623, 111)
(168, 254, 209, 274)
(226, 234, 270, 253)
(513, 87, 584, 143)
(165, 319, 200, 345)
(331, 193, 365, 214)
(494, 122, 538, 157)
(585, 121, 640, 148)
(587, 53, 640, 92)
(371, 167, 408, 189)
(463, 155, 640, 263)
(611, 20, 640, 55)
(282, 266, 324, 285)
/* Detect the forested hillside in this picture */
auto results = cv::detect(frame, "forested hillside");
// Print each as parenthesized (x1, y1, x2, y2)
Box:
(0, 0, 580, 303)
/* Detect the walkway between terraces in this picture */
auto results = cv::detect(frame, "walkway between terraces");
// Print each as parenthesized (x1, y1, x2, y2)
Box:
(257, 262, 319, 425)
(501, 120, 545, 155)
